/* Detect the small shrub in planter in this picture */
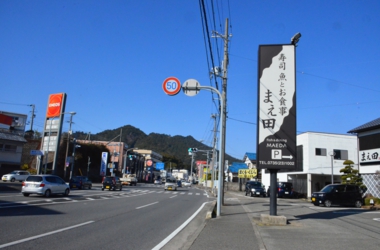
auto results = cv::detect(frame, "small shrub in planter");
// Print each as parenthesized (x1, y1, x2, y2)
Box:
(364, 197, 380, 206)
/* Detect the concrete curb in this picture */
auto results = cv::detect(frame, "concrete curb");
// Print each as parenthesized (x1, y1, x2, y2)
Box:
(205, 200, 217, 219)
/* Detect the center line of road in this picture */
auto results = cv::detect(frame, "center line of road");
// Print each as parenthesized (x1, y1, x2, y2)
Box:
(136, 202, 158, 209)
(0, 221, 94, 249)
(170, 195, 177, 198)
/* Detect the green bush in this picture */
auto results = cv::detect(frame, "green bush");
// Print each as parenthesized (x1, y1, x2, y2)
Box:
(364, 197, 380, 206)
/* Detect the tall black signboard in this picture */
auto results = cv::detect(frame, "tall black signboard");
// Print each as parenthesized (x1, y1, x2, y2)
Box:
(257, 45, 296, 170)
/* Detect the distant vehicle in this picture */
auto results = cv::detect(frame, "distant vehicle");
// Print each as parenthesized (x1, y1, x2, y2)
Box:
(101, 176, 122, 191)
(21, 175, 70, 197)
(267, 182, 294, 198)
(164, 178, 177, 191)
(183, 181, 192, 187)
(2, 170, 30, 182)
(69, 176, 92, 189)
(245, 181, 266, 197)
(154, 179, 162, 185)
(172, 169, 188, 181)
(311, 184, 363, 208)
(120, 174, 137, 186)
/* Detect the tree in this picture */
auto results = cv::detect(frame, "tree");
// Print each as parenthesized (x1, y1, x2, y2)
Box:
(339, 160, 366, 189)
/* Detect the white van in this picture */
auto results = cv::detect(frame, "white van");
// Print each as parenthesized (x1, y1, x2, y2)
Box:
(164, 177, 178, 191)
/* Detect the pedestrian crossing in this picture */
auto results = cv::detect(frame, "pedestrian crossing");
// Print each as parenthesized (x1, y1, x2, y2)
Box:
(0, 189, 207, 209)
(128, 189, 205, 196)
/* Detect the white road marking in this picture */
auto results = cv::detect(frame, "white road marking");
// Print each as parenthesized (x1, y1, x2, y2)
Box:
(0, 221, 94, 249)
(152, 202, 211, 250)
(136, 202, 158, 210)
(170, 195, 177, 199)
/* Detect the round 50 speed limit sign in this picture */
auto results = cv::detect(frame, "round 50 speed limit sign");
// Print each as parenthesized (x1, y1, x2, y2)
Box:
(163, 77, 181, 96)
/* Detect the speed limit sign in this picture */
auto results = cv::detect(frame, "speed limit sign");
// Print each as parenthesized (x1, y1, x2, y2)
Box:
(163, 77, 181, 96)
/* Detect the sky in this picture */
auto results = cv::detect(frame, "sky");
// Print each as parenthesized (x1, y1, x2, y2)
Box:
(1, 0, 380, 160)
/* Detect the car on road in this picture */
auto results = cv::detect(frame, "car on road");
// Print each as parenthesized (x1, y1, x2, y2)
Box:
(311, 184, 363, 208)
(21, 175, 70, 197)
(183, 181, 192, 187)
(69, 176, 92, 189)
(267, 182, 294, 198)
(245, 181, 266, 197)
(101, 176, 122, 191)
(2, 170, 30, 182)
(164, 178, 178, 191)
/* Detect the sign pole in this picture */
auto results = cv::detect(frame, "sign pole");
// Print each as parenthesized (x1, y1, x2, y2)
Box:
(269, 169, 278, 215)
(182, 83, 224, 216)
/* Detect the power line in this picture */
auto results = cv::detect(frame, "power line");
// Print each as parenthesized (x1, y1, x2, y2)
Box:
(298, 71, 380, 93)
(0, 101, 31, 106)
(227, 116, 256, 125)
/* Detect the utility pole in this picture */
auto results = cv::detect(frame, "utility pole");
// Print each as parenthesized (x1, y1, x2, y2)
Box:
(70, 138, 80, 180)
(87, 156, 91, 177)
(64, 112, 76, 179)
(190, 151, 195, 182)
(29, 104, 35, 132)
(210, 113, 217, 194)
(211, 18, 230, 204)
(220, 18, 230, 205)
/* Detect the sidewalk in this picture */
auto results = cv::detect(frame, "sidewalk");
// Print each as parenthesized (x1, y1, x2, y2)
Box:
(164, 186, 380, 250)
(188, 190, 263, 250)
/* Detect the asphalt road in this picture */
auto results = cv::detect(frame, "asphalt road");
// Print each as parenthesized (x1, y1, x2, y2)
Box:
(0, 182, 212, 249)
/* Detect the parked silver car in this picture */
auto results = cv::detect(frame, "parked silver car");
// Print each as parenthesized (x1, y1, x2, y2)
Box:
(22, 175, 70, 197)
(2, 170, 30, 182)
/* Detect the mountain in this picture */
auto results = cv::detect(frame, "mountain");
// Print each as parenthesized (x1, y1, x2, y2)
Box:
(73, 125, 241, 169)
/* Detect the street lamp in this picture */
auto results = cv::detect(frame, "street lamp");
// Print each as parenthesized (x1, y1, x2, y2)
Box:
(182, 82, 224, 217)
(69, 138, 81, 180)
(329, 151, 336, 184)
(64, 112, 76, 178)
(123, 148, 138, 175)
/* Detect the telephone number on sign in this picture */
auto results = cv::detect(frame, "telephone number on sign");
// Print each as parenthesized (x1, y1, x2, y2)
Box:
(260, 161, 295, 166)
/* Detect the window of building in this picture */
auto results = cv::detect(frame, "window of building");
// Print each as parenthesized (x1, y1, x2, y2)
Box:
(315, 148, 327, 156)
(4, 144, 17, 152)
(359, 133, 380, 150)
(333, 149, 348, 160)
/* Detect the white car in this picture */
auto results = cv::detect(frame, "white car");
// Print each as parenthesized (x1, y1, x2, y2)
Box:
(22, 175, 70, 197)
(2, 170, 30, 182)
(183, 181, 192, 187)
(154, 179, 162, 185)
(164, 178, 178, 191)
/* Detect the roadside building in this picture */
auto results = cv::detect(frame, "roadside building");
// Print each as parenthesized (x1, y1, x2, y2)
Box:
(227, 162, 248, 183)
(261, 132, 358, 199)
(348, 117, 380, 198)
(0, 111, 28, 176)
(243, 152, 259, 180)
(77, 140, 129, 175)
(133, 149, 162, 182)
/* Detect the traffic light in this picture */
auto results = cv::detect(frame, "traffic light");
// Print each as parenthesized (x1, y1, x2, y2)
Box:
(191, 148, 197, 152)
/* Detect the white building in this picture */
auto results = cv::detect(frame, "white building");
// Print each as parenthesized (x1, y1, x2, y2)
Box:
(261, 132, 358, 198)
(348, 117, 380, 198)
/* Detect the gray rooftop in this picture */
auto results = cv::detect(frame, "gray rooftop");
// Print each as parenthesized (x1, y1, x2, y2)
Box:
(0, 131, 27, 143)
(348, 117, 380, 133)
